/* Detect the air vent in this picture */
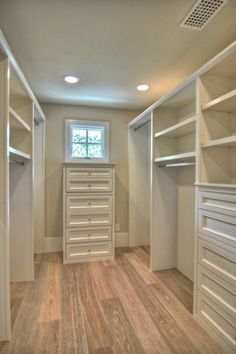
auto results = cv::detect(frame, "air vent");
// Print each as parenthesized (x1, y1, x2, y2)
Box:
(180, 0, 228, 30)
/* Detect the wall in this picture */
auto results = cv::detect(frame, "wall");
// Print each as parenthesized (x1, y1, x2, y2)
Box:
(42, 103, 139, 246)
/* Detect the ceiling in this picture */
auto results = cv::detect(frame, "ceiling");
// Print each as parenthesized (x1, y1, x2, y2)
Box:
(0, 0, 235, 110)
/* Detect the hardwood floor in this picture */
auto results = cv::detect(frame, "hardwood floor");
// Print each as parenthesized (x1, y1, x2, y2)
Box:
(0, 247, 225, 354)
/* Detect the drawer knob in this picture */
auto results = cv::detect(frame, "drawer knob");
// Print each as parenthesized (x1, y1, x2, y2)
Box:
(88, 184, 91, 187)
(88, 202, 91, 206)
(88, 218, 91, 221)
(88, 249, 91, 252)
(88, 233, 91, 237)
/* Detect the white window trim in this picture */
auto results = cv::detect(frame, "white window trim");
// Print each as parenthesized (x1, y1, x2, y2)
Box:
(65, 119, 110, 163)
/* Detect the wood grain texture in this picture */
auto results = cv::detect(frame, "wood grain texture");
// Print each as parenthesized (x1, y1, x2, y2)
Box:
(156, 269, 193, 312)
(101, 297, 145, 354)
(60, 263, 89, 354)
(117, 252, 197, 353)
(0, 247, 225, 354)
(89, 261, 115, 300)
(34, 320, 60, 354)
(74, 262, 113, 353)
(106, 264, 172, 354)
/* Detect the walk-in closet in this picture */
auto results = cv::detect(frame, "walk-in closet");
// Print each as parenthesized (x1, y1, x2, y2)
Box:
(0, 1, 236, 353)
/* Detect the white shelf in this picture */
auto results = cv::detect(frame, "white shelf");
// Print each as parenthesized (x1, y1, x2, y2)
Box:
(9, 146, 31, 162)
(9, 106, 31, 132)
(202, 135, 236, 148)
(196, 183, 236, 189)
(154, 116, 196, 138)
(154, 151, 196, 164)
(202, 89, 236, 112)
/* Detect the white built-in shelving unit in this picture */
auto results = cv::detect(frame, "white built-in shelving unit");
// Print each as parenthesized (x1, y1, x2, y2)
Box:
(0, 31, 46, 342)
(128, 40, 236, 354)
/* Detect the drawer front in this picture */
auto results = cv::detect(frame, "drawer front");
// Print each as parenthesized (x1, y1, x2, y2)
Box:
(67, 167, 113, 179)
(65, 242, 112, 260)
(66, 212, 112, 228)
(197, 292, 236, 352)
(198, 190, 236, 217)
(65, 226, 112, 243)
(198, 209, 236, 247)
(198, 239, 236, 286)
(66, 177, 112, 193)
(198, 265, 236, 317)
(66, 195, 112, 215)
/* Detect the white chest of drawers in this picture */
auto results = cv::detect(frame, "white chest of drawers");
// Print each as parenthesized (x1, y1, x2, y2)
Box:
(195, 186, 236, 354)
(63, 165, 115, 263)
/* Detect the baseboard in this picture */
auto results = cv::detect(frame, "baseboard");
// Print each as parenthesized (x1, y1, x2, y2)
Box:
(115, 232, 129, 247)
(43, 237, 63, 253)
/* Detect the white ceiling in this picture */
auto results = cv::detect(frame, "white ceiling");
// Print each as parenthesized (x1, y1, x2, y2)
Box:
(0, 0, 235, 110)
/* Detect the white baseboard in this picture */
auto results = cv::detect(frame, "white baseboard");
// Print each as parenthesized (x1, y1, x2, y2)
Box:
(42, 233, 129, 253)
(115, 232, 129, 247)
(43, 237, 63, 253)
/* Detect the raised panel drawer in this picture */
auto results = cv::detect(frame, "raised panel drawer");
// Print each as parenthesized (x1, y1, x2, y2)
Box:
(198, 190, 236, 217)
(66, 212, 111, 228)
(198, 238, 236, 286)
(67, 167, 113, 179)
(197, 292, 236, 353)
(66, 195, 112, 215)
(66, 177, 112, 193)
(65, 226, 112, 243)
(198, 209, 236, 247)
(198, 265, 236, 317)
(65, 242, 112, 261)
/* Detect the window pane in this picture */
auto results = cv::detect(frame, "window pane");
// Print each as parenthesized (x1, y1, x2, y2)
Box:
(72, 128, 86, 143)
(88, 144, 102, 158)
(72, 143, 86, 157)
(88, 129, 102, 143)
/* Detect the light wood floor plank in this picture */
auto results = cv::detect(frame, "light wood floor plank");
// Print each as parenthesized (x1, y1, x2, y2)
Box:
(60, 263, 88, 354)
(74, 263, 113, 353)
(117, 251, 198, 353)
(106, 264, 172, 354)
(101, 297, 145, 354)
(124, 251, 157, 285)
(89, 261, 115, 300)
(155, 269, 193, 312)
(149, 282, 225, 354)
(5, 279, 44, 354)
(34, 319, 60, 354)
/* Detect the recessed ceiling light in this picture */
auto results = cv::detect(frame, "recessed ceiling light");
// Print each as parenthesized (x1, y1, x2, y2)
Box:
(137, 84, 149, 91)
(64, 75, 80, 84)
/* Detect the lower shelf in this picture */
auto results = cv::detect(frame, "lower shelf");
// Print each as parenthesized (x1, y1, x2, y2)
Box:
(154, 151, 196, 166)
(9, 147, 31, 164)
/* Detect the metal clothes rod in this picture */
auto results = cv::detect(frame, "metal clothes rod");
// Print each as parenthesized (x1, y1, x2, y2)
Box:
(159, 162, 195, 168)
(9, 159, 25, 166)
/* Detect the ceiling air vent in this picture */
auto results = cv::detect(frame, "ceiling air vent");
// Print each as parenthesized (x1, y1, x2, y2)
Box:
(180, 0, 228, 30)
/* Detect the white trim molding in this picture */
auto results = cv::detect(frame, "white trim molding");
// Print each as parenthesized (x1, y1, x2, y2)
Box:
(43, 237, 63, 253)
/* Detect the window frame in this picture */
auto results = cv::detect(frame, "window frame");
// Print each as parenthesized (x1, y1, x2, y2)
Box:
(65, 119, 110, 163)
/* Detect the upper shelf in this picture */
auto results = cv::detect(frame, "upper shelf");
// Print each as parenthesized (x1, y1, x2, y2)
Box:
(154, 116, 196, 138)
(202, 89, 236, 112)
(202, 135, 236, 148)
(9, 106, 31, 132)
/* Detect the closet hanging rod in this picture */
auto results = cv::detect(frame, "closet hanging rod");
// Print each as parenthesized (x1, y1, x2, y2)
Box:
(159, 162, 195, 168)
(9, 159, 25, 166)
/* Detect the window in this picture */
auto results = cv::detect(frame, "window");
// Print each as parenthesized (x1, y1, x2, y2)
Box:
(65, 120, 110, 163)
